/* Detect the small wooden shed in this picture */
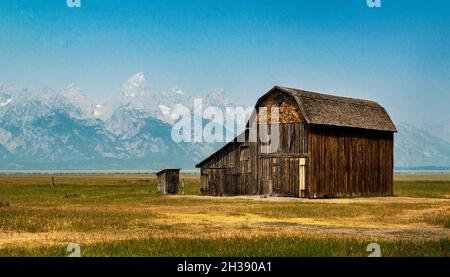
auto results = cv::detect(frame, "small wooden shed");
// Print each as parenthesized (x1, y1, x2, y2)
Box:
(156, 169, 180, 194)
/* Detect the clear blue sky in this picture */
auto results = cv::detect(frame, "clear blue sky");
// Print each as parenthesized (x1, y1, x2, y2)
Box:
(0, 0, 449, 125)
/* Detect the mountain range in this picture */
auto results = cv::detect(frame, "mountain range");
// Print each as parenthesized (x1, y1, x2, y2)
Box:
(0, 73, 228, 170)
(0, 74, 449, 170)
(395, 122, 450, 169)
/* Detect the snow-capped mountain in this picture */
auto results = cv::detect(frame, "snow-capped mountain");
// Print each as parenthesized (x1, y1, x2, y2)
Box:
(204, 88, 237, 109)
(0, 74, 237, 170)
(57, 84, 95, 119)
(0, 88, 13, 107)
(395, 123, 450, 169)
(92, 73, 156, 120)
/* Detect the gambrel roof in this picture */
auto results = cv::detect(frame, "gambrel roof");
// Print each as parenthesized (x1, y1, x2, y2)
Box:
(257, 86, 397, 132)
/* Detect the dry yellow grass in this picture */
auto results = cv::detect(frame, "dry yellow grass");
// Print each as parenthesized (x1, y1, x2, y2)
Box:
(0, 174, 449, 256)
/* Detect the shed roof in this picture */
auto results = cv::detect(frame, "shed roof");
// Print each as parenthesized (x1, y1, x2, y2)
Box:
(259, 86, 397, 132)
(195, 132, 245, 168)
(156, 168, 180, 175)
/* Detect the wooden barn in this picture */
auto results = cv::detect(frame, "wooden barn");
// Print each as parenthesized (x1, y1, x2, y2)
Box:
(196, 86, 397, 198)
(156, 169, 180, 194)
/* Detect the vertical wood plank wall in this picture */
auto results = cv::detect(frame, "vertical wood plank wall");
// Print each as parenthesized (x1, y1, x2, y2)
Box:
(200, 141, 258, 196)
(257, 122, 309, 197)
(157, 170, 180, 194)
(165, 170, 180, 194)
(308, 125, 394, 198)
(157, 173, 166, 194)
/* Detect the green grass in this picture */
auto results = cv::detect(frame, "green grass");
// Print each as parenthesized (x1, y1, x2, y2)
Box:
(395, 180, 450, 198)
(395, 173, 450, 181)
(424, 214, 450, 229)
(0, 237, 448, 257)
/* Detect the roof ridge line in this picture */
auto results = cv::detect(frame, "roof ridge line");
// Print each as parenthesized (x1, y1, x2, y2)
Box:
(276, 86, 380, 106)
(300, 94, 381, 107)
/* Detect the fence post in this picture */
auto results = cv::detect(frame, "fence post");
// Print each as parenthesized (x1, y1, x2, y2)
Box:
(182, 179, 185, 195)
(51, 176, 56, 194)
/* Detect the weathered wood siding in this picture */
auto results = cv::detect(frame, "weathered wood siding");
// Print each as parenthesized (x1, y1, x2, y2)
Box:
(256, 92, 309, 197)
(200, 141, 258, 196)
(157, 170, 180, 194)
(157, 173, 166, 193)
(308, 125, 394, 198)
(257, 123, 309, 154)
(237, 142, 258, 195)
(259, 157, 307, 197)
(199, 143, 237, 195)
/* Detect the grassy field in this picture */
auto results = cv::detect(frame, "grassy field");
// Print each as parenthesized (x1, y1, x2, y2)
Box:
(0, 174, 449, 257)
